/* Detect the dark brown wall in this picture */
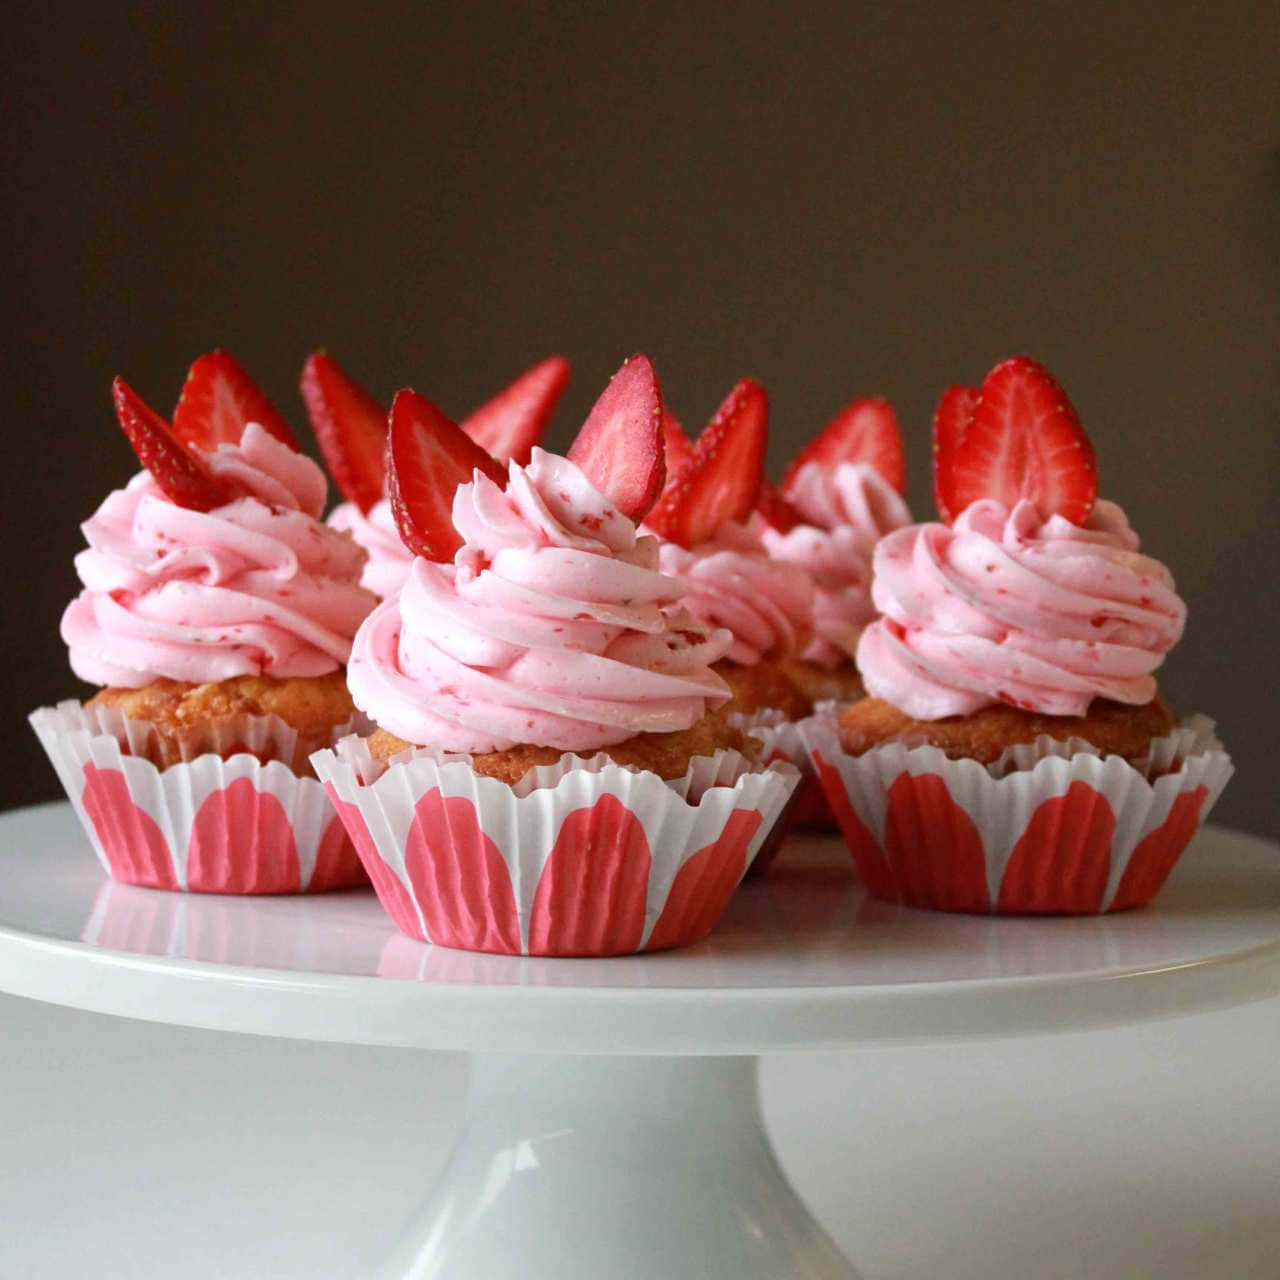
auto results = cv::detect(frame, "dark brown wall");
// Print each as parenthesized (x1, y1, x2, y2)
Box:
(4, 1, 1277, 832)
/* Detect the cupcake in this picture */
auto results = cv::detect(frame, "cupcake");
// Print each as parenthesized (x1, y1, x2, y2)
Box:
(646, 381, 815, 720)
(302, 351, 570, 598)
(801, 355, 1233, 914)
(755, 395, 912, 705)
(312, 355, 799, 956)
(30, 351, 378, 894)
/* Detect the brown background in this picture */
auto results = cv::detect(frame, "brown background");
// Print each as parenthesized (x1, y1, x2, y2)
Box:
(3, 1, 1277, 833)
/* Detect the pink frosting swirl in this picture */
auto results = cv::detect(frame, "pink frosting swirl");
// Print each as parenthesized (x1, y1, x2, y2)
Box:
(856, 498, 1186, 719)
(62, 424, 377, 687)
(761, 462, 912, 667)
(327, 498, 413, 599)
(347, 448, 732, 752)
(654, 521, 814, 666)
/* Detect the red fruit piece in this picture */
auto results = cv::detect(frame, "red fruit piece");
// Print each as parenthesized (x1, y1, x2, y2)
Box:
(938, 356, 1098, 525)
(386, 388, 507, 561)
(173, 350, 301, 453)
(113, 377, 243, 511)
(300, 352, 389, 513)
(782, 396, 906, 496)
(755, 479, 805, 533)
(661, 408, 695, 472)
(566, 354, 665, 520)
(931, 384, 979, 521)
(461, 354, 571, 466)
(645, 378, 768, 549)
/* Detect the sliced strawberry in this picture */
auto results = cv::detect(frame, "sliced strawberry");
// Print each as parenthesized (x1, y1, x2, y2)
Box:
(300, 352, 388, 513)
(755, 479, 805, 533)
(386, 388, 507, 561)
(113, 377, 242, 511)
(566, 354, 665, 521)
(939, 356, 1097, 524)
(781, 395, 906, 496)
(461, 354, 570, 466)
(172, 350, 301, 453)
(931, 384, 979, 522)
(661, 408, 695, 472)
(646, 378, 768, 548)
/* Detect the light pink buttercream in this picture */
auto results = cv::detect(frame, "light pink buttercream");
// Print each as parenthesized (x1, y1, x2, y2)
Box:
(62, 424, 377, 687)
(347, 448, 733, 752)
(761, 462, 912, 667)
(327, 499, 413, 599)
(653, 521, 814, 666)
(856, 498, 1186, 719)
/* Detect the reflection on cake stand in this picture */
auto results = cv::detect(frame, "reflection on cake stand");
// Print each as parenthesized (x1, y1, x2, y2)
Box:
(2, 802, 1278, 1279)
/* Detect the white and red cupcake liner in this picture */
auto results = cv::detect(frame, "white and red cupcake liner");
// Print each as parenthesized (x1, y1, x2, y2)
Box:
(30, 701, 369, 894)
(797, 709, 1233, 915)
(311, 738, 799, 956)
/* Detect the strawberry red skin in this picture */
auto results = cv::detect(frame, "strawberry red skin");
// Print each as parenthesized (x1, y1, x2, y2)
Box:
(566, 354, 666, 521)
(782, 395, 906, 496)
(646, 378, 768, 549)
(661, 408, 695, 473)
(386, 388, 507, 561)
(931, 384, 979, 522)
(113, 377, 242, 511)
(938, 356, 1097, 525)
(300, 352, 389, 513)
(461, 355, 570, 466)
(755, 479, 805, 533)
(173, 350, 301, 454)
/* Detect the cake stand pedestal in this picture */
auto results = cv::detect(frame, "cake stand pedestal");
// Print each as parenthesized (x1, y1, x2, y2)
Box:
(2, 803, 1278, 1279)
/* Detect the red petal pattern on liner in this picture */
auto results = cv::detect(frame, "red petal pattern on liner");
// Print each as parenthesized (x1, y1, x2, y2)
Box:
(812, 751, 898, 899)
(327, 787, 425, 939)
(308, 814, 366, 892)
(188, 779, 302, 894)
(402, 788, 522, 954)
(529, 794, 651, 956)
(884, 773, 990, 912)
(645, 808, 761, 951)
(81, 763, 177, 889)
(997, 781, 1114, 914)
(1110, 785, 1209, 911)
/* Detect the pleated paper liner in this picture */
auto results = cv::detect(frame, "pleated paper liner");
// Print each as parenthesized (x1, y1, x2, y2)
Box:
(311, 737, 799, 956)
(796, 709, 1233, 915)
(29, 701, 369, 894)
(730, 705, 838, 875)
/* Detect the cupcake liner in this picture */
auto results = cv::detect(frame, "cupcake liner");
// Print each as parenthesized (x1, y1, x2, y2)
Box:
(797, 709, 1233, 915)
(29, 701, 368, 894)
(311, 738, 799, 956)
(730, 705, 838, 874)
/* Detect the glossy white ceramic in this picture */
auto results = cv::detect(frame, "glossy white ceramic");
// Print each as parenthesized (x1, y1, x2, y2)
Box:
(2, 802, 1277, 1278)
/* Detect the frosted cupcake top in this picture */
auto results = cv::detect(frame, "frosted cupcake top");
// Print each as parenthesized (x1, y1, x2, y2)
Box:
(760, 461, 911, 667)
(856, 497, 1186, 719)
(327, 499, 411, 600)
(348, 449, 732, 752)
(63, 424, 376, 687)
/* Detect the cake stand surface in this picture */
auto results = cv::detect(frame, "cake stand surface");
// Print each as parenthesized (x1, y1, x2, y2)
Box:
(3, 802, 1278, 1279)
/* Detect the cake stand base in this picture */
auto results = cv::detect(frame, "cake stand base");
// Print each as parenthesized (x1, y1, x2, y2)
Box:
(373, 1053, 859, 1280)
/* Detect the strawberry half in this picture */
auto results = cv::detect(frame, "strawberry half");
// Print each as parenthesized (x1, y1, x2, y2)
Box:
(781, 395, 906, 496)
(113, 377, 242, 511)
(755, 479, 805, 533)
(931, 384, 979, 522)
(173, 350, 301, 453)
(936, 356, 1097, 525)
(661, 408, 695, 473)
(566, 354, 665, 521)
(646, 378, 768, 549)
(386, 388, 507, 561)
(300, 352, 388, 513)
(461, 355, 570, 466)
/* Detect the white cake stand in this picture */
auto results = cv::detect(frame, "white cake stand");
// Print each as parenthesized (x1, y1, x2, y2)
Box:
(2, 801, 1278, 1279)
